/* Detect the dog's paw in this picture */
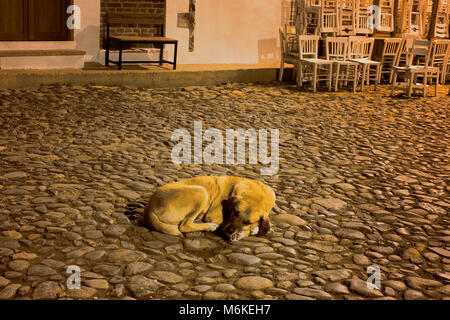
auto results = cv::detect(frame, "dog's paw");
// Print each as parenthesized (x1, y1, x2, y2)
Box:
(205, 223, 219, 232)
(250, 226, 259, 235)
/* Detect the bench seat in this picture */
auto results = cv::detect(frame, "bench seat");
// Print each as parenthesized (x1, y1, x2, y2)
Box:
(109, 36, 177, 43)
(105, 12, 178, 70)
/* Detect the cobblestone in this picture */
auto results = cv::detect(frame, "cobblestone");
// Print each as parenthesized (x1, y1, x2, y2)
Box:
(0, 83, 449, 300)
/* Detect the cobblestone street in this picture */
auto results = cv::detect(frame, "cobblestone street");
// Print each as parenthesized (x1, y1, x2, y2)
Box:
(0, 82, 449, 300)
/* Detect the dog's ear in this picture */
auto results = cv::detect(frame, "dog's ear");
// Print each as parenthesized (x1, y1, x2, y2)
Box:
(258, 217, 271, 235)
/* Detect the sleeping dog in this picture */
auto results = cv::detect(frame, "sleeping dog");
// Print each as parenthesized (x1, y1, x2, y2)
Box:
(143, 176, 275, 241)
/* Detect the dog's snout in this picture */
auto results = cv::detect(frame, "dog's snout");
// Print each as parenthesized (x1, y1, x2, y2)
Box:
(226, 225, 236, 233)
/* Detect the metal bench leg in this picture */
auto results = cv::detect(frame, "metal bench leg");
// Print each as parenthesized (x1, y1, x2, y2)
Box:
(105, 38, 110, 67)
(159, 43, 164, 66)
(118, 42, 123, 71)
(173, 42, 178, 70)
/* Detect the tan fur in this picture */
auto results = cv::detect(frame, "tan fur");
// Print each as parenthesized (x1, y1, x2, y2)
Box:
(143, 176, 275, 241)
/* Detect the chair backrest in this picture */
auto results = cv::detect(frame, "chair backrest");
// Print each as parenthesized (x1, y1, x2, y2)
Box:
(323, 0, 338, 9)
(430, 40, 450, 65)
(279, 27, 286, 56)
(347, 36, 367, 57)
(306, 0, 322, 6)
(411, 39, 429, 55)
(394, 34, 418, 66)
(348, 37, 373, 59)
(399, 35, 418, 54)
(407, 39, 431, 67)
(280, 25, 298, 57)
(298, 35, 320, 59)
(285, 25, 297, 34)
(305, 7, 321, 35)
(361, 38, 374, 59)
(321, 9, 338, 33)
(325, 37, 348, 60)
(382, 38, 402, 57)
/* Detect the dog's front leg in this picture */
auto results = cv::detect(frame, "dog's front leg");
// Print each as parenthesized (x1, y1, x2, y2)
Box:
(203, 206, 224, 226)
(179, 208, 219, 233)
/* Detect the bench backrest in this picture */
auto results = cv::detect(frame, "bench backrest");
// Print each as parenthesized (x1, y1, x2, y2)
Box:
(105, 12, 166, 37)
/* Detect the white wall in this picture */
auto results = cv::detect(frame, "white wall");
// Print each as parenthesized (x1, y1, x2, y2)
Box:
(74, 0, 100, 62)
(0, 0, 282, 67)
(0, 0, 99, 59)
(166, 0, 281, 64)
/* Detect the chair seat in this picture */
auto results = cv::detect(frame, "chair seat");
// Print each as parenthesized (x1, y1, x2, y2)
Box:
(109, 36, 177, 43)
(332, 60, 358, 66)
(349, 58, 380, 65)
(393, 81, 431, 88)
(284, 53, 299, 59)
(393, 65, 440, 72)
(301, 58, 332, 64)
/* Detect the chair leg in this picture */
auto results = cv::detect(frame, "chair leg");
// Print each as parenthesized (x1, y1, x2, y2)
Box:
(279, 60, 284, 82)
(361, 65, 366, 91)
(298, 62, 303, 86)
(378, 64, 382, 83)
(313, 64, 318, 93)
(442, 63, 448, 84)
(423, 73, 428, 97)
(391, 70, 397, 96)
(407, 72, 413, 97)
(434, 74, 438, 96)
(374, 65, 379, 90)
(345, 66, 349, 86)
(366, 66, 370, 87)
(328, 64, 332, 91)
(335, 64, 340, 92)
(439, 67, 445, 84)
(118, 42, 123, 71)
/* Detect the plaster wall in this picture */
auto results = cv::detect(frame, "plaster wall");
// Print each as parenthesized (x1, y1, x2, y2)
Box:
(166, 0, 282, 64)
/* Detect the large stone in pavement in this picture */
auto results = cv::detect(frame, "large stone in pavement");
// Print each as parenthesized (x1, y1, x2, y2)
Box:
(314, 198, 347, 212)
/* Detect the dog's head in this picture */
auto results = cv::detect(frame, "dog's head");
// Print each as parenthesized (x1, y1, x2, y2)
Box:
(220, 180, 275, 242)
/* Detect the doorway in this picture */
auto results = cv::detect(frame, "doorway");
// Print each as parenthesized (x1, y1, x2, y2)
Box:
(0, 0, 72, 41)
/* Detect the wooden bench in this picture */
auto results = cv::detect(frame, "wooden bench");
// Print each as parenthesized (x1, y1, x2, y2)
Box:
(105, 12, 178, 70)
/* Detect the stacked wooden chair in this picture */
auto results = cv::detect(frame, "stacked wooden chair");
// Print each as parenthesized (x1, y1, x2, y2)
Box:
(297, 0, 396, 36)
(379, 38, 402, 83)
(404, 0, 423, 36)
(377, 0, 395, 32)
(394, 34, 419, 68)
(279, 25, 300, 82)
(391, 39, 440, 97)
(348, 37, 381, 90)
(425, 0, 449, 38)
(338, 0, 356, 35)
(325, 37, 359, 91)
(355, 0, 374, 35)
(429, 40, 450, 84)
(297, 35, 333, 92)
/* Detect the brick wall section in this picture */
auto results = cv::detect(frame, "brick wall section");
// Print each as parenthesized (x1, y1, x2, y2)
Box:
(100, 0, 166, 48)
